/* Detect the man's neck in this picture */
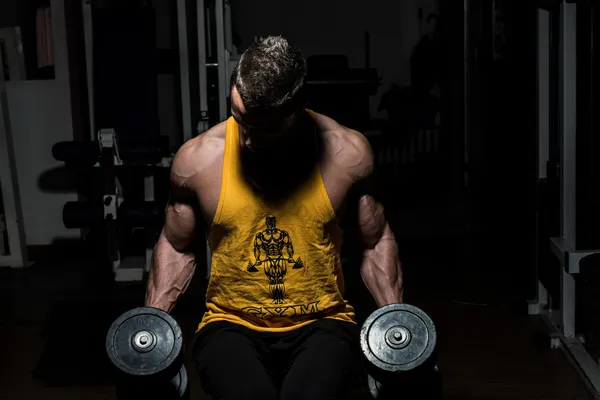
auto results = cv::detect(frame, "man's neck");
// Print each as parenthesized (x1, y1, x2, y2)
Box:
(241, 113, 323, 200)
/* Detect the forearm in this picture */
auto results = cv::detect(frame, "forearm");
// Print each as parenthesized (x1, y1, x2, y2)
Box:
(145, 234, 196, 313)
(360, 223, 404, 306)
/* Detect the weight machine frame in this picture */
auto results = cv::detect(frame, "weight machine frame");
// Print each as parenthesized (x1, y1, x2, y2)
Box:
(81, 0, 236, 280)
(0, 50, 28, 268)
(176, 0, 235, 139)
(177, 0, 236, 279)
(81, 2, 173, 281)
(95, 129, 171, 282)
(531, 2, 600, 397)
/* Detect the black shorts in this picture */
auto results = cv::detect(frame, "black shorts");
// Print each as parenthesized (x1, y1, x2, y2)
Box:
(192, 318, 363, 400)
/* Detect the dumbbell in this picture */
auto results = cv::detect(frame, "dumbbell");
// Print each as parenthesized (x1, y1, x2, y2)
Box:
(360, 303, 440, 399)
(105, 307, 189, 400)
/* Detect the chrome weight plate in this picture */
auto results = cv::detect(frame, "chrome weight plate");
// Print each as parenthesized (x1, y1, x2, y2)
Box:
(360, 303, 437, 376)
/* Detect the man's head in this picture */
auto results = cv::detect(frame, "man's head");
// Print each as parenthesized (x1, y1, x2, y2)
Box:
(266, 215, 276, 229)
(230, 36, 307, 151)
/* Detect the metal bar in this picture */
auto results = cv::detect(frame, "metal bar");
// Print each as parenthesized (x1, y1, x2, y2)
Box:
(0, 214, 6, 256)
(557, 0, 577, 341)
(177, 0, 193, 141)
(550, 236, 568, 266)
(528, 279, 549, 315)
(538, 9, 551, 181)
(539, 311, 600, 399)
(561, 266, 576, 337)
(82, 0, 95, 141)
(196, 0, 209, 134)
(560, 0, 577, 246)
(224, 0, 233, 54)
(99, 129, 119, 265)
(215, 0, 228, 122)
(144, 173, 154, 272)
(563, 337, 600, 399)
(306, 80, 378, 85)
(0, 51, 27, 268)
(463, 0, 470, 188)
(223, 2, 233, 83)
(206, 2, 214, 61)
(550, 236, 600, 273)
(536, 3, 548, 305)
(575, 0, 596, 249)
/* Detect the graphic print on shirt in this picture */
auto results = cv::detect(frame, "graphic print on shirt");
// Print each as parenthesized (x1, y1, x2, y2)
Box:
(247, 215, 304, 304)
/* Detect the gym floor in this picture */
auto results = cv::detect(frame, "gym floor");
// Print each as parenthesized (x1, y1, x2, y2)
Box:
(0, 203, 593, 400)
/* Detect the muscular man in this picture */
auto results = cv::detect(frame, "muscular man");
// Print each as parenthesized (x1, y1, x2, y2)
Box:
(145, 36, 403, 400)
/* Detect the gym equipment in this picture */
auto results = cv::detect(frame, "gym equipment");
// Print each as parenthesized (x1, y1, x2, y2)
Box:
(106, 307, 189, 399)
(0, 45, 27, 268)
(305, 54, 381, 130)
(73, 1, 177, 282)
(54, 129, 171, 282)
(62, 201, 163, 229)
(115, 364, 189, 400)
(53, 139, 169, 166)
(106, 307, 183, 378)
(360, 303, 438, 399)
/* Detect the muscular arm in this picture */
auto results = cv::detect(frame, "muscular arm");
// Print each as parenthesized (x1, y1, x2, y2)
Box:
(283, 234, 295, 260)
(357, 194, 404, 306)
(254, 234, 264, 264)
(344, 132, 404, 306)
(145, 143, 200, 312)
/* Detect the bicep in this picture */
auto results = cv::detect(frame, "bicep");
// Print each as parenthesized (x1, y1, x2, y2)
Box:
(163, 199, 198, 252)
(163, 168, 200, 253)
(161, 140, 205, 252)
(340, 166, 386, 246)
(357, 194, 386, 249)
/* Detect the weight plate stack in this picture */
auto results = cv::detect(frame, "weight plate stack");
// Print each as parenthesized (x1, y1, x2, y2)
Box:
(106, 307, 184, 381)
(170, 363, 189, 398)
(360, 303, 437, 384)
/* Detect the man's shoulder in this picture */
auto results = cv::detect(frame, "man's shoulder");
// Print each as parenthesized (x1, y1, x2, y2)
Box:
(171, 121, 227, 188)
(314, 112, 373, 182)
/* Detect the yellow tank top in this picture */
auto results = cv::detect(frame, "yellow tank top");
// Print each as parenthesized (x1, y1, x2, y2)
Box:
(196, 111, 355, 333)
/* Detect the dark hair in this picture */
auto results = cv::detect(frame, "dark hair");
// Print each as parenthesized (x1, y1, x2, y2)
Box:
(231, 35, 307, 112)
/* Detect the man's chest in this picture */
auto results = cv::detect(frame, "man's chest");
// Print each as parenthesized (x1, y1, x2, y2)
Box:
(196, 160, 352, 226)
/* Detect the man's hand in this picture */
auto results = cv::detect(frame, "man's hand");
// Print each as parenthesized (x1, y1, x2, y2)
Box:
(247, 261, 259, 272)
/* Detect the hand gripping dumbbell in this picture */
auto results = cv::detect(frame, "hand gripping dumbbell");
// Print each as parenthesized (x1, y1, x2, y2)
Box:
(360, 304, 441, 399)
(105, 307, 189, 400)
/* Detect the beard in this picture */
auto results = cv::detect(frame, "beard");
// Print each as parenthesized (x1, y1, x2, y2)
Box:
(240, 126, 320, 202)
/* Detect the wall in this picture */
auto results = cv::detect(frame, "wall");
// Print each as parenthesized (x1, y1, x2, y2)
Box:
(4, 0, 77, 246)
(231, 0, 438, 118)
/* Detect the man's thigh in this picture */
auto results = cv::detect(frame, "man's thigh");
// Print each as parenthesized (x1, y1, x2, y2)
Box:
(280, 319, 362, 400)
(192, 321, 278, 400)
